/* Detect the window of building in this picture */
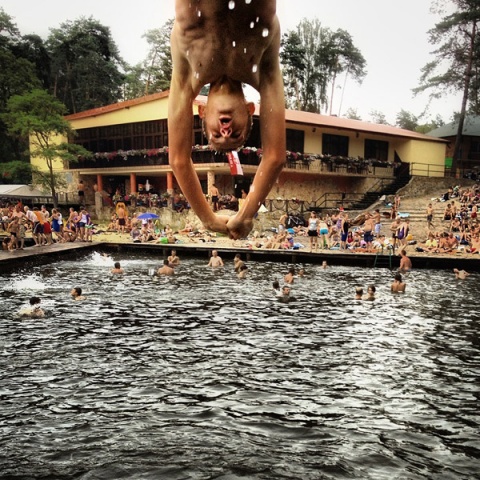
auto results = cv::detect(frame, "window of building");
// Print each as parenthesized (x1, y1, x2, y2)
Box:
(75, 120, 168, 152)
(322, 134, 349, 156)
(470, 140, 480, 159)
(364, 139, 389, 161)
(286, 129, 304, 152)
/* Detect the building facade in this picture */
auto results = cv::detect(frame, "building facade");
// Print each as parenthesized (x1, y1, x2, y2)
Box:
(428, 116, 480, 178)
(31, 91, 447, 209)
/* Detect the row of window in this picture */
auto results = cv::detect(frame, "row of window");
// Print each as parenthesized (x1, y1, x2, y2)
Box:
(75, 119, 388, 160)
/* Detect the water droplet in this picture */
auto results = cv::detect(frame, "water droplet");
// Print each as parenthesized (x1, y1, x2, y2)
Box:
(228, 1, 235, 9)
(262, 28, 269, 37)
(244, 48, 247, 54)
(250, 22, 255, 28)
(232, 41, 236, 47)
(197, 10, 202, 17)
(186, 50, 190, 56)
(252, 64, 258, 73)
(256, 17, 260, 22)
(194, 71, 200, 79)
(245, 0, 252, 3)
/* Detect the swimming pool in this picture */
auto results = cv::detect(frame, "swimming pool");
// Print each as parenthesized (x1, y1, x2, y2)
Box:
(1, 252, 479, 479)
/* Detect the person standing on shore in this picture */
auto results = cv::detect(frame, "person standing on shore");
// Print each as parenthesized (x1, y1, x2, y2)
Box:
(340, 213, 350, 250)
(373, 208, 382, 237)
(362, 213, 375, 249)
(307, 212, 319, 252)
(209, 184, 220, 212)
(426, 203, 435, 231)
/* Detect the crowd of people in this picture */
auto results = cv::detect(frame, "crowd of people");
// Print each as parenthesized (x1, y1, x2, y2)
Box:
(419, 184, 480, 254)
(3, 184, 480, 267)
(1, 202, 95, 251)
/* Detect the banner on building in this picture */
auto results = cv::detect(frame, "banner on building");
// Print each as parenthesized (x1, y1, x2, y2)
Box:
(227, 151, 243, 176)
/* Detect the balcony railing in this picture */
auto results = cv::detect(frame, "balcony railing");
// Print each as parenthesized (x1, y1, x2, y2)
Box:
(70, 147, 395, 177)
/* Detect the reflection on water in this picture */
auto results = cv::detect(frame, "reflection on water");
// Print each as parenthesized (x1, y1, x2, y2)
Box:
(0, 252, 479, 479)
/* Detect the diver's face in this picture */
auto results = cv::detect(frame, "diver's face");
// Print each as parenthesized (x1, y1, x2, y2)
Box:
(200, 89, 253, 151)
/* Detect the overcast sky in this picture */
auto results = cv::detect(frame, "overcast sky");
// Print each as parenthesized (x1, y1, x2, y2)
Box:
(2, 0, 461, 124)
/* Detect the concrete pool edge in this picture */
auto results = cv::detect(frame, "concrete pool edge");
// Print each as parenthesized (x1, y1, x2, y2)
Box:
(1, 241, 479, 272)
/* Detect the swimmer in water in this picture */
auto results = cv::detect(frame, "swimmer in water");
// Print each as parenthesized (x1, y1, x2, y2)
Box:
(363, 285, 376, 301)
(169, 0, 285, 239)
(111, 261, 124, 274)
(71, 287, 86, 301)
(453, 268, 470, 280)
(18, 296, 45, 318)
(354, 287, 363, 300)
(391, 273, 406, 292)
(237, 264, 248, 279)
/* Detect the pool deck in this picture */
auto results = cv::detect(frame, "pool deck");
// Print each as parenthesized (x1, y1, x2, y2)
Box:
(1, 239, 479, 272)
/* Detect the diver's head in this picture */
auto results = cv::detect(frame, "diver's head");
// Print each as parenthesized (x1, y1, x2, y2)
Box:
(199, 77, 255, 152)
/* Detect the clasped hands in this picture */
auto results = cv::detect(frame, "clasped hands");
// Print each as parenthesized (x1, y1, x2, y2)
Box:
(205, 214, 253, 240)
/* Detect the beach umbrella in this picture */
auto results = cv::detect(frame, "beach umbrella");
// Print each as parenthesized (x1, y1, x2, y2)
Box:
(137, 212, 159, 220)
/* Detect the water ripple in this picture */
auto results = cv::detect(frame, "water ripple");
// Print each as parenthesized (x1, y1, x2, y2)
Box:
(0, 253, 479, 479)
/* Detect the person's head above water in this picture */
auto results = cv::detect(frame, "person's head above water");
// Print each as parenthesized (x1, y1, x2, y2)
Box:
(198, 77, 255, 152)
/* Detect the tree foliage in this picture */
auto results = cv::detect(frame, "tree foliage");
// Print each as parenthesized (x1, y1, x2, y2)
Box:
(369, 110, 389, 125)
(122, 19, 174, 101)
(344, 107, 362, 121)
(280, 18, 366, 114)
(414, 0, 480, 172)
(0, 8, 42, 167)
(280, 30, 306, 110)
(142, 19, 174, 94)
(396, 109, 419, 131)
(47, 16, 126, 114)
(415, 114, 445, 134)
(1, 89, 90, 206)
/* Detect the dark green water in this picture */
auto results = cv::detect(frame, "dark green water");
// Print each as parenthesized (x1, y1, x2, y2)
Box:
(0, 252, 479, 479)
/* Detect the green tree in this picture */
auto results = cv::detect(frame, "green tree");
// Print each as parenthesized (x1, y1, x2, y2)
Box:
(369, 110, 389, 125)
(0, 160, 35, 184)
(142, 19, 174, 95)
(281, 19, 366, 114)
(11, 34, 51, 90)
(414, 0, 480, 173)
(344, 107, 362, 120)
(122, 63, 148, 100)
(121, 19, 174, 101)
(47, 16, 126, 113)
(326, 29, 367, 116)
(1, 89, 90, 207)
(280, 30, 306, 110)
(416, 114, 445, 134)
(396, 109, 419, 131)
(0, 8, 42, 165)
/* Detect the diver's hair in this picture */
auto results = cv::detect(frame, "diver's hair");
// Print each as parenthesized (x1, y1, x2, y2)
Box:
(201, 115, 254, 153)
